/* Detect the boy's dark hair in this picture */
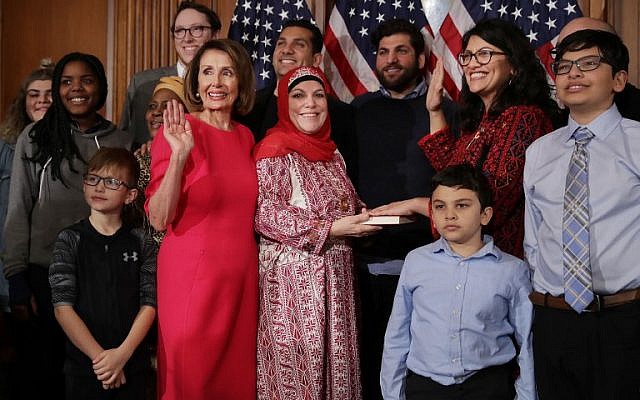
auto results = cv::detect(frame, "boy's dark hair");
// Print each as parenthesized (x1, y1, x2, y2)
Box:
(430, 164, 493, 210)
(171, 1, 221, 33)
(87, 147, 140, 187)
(281, 19, 323, 55)
(371, 19, 425, 55)
(555, 29, 629, 76)
(28, 52, 108, 185)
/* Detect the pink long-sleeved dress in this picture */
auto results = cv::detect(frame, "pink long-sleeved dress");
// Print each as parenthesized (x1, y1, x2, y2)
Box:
(148, 115, 258, 399)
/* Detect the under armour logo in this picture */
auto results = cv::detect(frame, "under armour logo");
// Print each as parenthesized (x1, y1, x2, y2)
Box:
(123, 251, 138, 262)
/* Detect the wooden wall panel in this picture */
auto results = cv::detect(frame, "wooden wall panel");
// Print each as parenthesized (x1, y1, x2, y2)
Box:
(611, 0, 639, 86)
(1, 0, 107, 120)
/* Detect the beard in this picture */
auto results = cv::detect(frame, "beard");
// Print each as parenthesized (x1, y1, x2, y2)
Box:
(375, 60, 421, 93)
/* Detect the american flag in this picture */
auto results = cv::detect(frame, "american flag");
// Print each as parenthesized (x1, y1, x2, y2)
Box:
(324, 0, 582, 103)
(323, 0, 435, 102)
(228, 0, 315, 91)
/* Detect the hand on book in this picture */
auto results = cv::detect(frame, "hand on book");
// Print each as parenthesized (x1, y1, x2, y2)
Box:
(330, 209, 382, 238)
(370, 197, 431, 218)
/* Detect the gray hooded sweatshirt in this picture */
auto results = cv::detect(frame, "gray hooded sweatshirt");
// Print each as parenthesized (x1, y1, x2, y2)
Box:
(2, 119, 132, 300)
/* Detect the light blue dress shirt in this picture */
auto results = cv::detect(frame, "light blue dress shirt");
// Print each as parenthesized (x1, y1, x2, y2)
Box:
(381, 236, 535, 400)
(524, 105, 640, 295)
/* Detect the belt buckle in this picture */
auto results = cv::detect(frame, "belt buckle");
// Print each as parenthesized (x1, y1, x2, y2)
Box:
(584, 294, 603, 312)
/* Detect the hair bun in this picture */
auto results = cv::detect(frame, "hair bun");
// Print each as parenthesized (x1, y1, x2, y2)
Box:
(40, 58, 54, 69)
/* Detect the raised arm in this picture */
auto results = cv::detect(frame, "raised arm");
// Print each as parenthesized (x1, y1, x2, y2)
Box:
(426, 59, 447, 133)
(146, 100, 193, 231)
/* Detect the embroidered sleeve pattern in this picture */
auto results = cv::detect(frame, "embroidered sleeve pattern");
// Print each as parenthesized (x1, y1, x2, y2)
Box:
(255, 156, 332, 255)
(418, 125, 457, 171)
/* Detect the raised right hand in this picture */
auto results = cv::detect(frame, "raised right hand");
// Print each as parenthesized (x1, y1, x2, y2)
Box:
(163, 99, 194, 159)
(426, 59, 445, 112)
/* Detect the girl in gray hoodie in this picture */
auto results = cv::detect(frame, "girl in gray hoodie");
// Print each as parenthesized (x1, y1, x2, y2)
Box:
(1, 52, 132, 399)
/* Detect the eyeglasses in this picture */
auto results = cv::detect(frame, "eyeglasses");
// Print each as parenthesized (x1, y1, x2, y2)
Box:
(172, 25, 211, 39)
(551, 55, 608, 75)
(458, 49, 508, 66)
(83, 174, 132, 190)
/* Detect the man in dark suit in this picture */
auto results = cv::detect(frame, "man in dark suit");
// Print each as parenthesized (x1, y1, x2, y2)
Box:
(237, 19, 357, 179)
(119, 1, 220, 145)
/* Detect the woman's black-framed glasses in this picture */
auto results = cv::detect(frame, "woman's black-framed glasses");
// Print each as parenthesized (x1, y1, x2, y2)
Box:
(172, 25, 211, 39)
(551, 55, 608, 75)
(457, 49, 508, 66)
(83, 174, 132, 190)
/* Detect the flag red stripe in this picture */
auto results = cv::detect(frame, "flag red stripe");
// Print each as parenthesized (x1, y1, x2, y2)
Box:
(324, 26, 369, 98)
(537, 42, 556, 78)
(439, 15, 464, 62)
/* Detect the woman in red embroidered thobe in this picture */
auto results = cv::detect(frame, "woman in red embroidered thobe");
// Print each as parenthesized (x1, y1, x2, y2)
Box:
(146, 40, 258, 400)
(253, 67, 380, 400)
(374, 19, 560, 258)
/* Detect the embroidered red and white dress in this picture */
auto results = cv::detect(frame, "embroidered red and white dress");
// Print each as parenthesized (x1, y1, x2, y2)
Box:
(255, 151, 362, 400)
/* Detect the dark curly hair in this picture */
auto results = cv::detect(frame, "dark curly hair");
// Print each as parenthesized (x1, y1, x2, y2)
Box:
(27, 52, 108, 184)
(371, 18, 425, 55)
(459, 19, 561, 132)
(430, 164, 492, 210)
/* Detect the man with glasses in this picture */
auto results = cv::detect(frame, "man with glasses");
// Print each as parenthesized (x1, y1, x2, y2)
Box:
(555, 17, 640, 122)
(524, 29, 640, 399)
(119, 1, 220, 145)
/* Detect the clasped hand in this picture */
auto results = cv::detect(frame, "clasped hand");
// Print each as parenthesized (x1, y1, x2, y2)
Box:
(93, 347, 128, 389)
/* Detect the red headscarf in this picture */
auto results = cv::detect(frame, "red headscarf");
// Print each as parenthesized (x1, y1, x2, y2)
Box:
(253, 66, 337, 161)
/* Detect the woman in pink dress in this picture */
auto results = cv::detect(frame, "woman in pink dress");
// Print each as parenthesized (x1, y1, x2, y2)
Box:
(146, 39, 258, 399)
(253, 66, 380, 400)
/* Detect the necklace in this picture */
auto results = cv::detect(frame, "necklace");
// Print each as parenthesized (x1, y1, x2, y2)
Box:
(465, 127, 485, 150)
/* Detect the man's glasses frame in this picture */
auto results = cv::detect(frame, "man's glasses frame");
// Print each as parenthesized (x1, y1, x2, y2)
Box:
(551, 55, 609, 75)
(172, 25, 211, 39)
(83, 174, 132, 190)
(457, 49, 508, 66)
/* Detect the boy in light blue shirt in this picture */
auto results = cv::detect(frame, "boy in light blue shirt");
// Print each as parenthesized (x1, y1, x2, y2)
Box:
(524, 29, 640, 399)
(381, 164, 535, 400)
